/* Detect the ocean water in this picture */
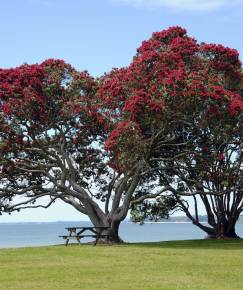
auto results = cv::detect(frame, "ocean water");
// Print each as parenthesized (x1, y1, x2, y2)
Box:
(0, 221, 242, 248)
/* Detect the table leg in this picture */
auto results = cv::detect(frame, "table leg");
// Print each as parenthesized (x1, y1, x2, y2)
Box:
(94, 234, 100, 246)
(65, 238, 69, 246)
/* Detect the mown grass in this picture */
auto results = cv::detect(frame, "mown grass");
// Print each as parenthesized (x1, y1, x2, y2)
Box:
(0, 239, 243, 290)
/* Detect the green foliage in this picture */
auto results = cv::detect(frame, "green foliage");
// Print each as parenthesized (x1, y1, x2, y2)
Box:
(130, 195, 178, 224)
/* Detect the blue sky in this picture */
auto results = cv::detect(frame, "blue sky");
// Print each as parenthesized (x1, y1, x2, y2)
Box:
(0, 0, 242, 222)
(1, 0, 243, 76)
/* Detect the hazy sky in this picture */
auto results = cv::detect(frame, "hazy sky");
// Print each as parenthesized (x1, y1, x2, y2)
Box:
(0, 0, 242, 222)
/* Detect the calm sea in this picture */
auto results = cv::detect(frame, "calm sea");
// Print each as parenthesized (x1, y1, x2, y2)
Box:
(0, 221, 243, 248)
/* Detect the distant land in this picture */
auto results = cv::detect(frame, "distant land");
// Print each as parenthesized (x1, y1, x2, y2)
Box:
(134, 215, 243, 223)
(1, 215, 243, 224)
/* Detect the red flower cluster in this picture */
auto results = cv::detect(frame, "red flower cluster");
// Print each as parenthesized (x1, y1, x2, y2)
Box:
(228, 96, 243, 115)
(0, 59, 99, 155)
(99, 26, 243, 168)
(105, 120, 132, 150)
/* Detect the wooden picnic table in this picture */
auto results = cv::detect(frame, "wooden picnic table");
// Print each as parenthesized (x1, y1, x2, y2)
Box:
(59, 226, 110, 246)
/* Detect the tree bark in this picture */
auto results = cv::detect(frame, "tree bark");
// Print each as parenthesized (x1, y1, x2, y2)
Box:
(176, 193, 241, 239)
(206, 219, 240, 239)
(107, 219, 123, 243)
(90, 216, 123, 244)
(84, 203, 123, 243)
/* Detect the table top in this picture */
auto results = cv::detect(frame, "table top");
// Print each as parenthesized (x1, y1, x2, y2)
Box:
(65, 226, 109, 230)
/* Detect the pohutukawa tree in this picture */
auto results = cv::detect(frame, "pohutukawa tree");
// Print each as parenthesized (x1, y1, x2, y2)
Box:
(0, 59, 150, 243)
(99, 26, 243, 238)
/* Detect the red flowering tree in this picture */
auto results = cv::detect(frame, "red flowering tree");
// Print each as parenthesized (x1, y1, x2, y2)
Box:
(0, 59, 151, 243)
(99, 27, 243, 238)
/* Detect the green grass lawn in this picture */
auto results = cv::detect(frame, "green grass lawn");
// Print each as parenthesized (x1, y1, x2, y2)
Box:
(0, 240, 243, 290)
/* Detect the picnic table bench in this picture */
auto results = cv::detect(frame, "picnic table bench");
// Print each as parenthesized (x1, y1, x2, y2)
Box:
(59, 226, 110, 246)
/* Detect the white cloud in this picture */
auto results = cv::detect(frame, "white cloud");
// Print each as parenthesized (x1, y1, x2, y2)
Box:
(110, 0, 243, 11)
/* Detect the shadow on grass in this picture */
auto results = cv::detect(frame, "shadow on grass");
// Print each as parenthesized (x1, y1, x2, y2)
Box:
(52, 238, 243, 251)
(127, 239, 243, 250)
